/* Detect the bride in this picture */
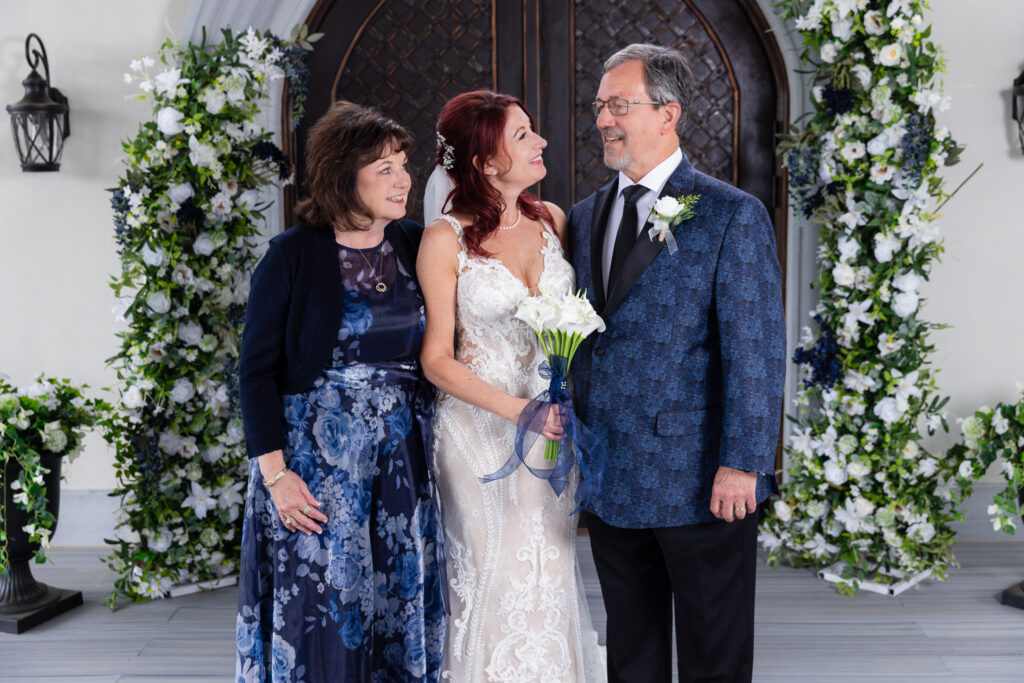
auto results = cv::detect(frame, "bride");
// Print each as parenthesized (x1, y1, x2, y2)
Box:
(418, 90, 605, 683)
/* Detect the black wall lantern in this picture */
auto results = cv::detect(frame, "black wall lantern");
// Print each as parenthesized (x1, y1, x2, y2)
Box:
(1014, 70, 1024, 155)
(6, 33, 70, 172)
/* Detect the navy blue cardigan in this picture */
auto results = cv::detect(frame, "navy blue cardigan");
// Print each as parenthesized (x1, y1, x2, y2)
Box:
(238, 220, 424, 458)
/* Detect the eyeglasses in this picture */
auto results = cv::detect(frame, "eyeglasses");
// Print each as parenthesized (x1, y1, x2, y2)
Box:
(592, 97, 662, 117)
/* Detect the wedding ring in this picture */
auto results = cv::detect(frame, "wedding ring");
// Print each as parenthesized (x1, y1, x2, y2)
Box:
(301, 504, 312, 515)
(283, 516, 295, 526)
(735, 504, 746, 514)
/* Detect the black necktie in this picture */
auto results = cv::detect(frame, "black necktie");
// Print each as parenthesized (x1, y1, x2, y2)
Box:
(608, 184, 648, 294)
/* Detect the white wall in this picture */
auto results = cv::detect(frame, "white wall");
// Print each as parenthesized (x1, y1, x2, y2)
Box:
(926, 0, 1024, 473)
(0, 0, 192, 491)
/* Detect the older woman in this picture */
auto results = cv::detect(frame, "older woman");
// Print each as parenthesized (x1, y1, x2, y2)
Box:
(236, 101, 445, 682)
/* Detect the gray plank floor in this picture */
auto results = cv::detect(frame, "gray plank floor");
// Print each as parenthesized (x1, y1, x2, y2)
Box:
(1, 538, 1023, 682)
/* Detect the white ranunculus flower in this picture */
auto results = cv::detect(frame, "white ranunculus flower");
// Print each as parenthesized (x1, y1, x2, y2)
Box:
(169, 378, 196, 404)
(188, 135, 218, 168)
(837, 434, 858, 456)
(864, 10, 886, 35)
(122, 385, 145, 410)
(141, 244, 166, 267)
(153, 68, 186, 96)
(836, 235, 859, 262)
(773, 500, 793, 523)
(171, 264, 195, 286)
(805, 500, 826, 519)
(824, 460, 848, 486)
(876, 43, 904, 67)
(156, 107, 185, 136)
(201, 87, 227, 114)
(892, 291, 919, 318)
(839, 141, 866, 165)
(892, 271, 923, 293)
(178, 321, 204, 346)
(652, 196, 682, 217)
(874, 397, 903, 424)
(831, 262, 856, 287)
(193, 232, 216, 256)
(146, 290, 171, 314)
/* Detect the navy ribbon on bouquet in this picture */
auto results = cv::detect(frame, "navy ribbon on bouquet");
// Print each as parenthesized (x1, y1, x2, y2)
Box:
(478, 355, 607, 513)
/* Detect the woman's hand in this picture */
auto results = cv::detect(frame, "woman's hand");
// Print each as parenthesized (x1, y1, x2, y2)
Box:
(539, 402, 565, 441)
(258, 451, 328, 534)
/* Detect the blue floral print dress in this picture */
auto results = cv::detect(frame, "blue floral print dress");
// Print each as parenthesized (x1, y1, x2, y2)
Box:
(236, 238, 446, 683)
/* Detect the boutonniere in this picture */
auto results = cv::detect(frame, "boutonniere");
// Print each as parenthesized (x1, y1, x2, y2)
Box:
(646, 193, 700, 255)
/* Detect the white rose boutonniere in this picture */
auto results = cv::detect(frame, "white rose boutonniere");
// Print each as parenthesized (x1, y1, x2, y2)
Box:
(646, 193, 700, 256)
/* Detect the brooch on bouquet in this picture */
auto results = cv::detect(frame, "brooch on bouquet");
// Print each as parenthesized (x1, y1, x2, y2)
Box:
(646, 193, 700, 255)
(479, 288, 608, 512)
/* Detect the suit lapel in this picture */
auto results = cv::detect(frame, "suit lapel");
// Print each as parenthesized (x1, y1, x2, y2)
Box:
(589, 177, 618, 313)
(603, 155, 696, 316)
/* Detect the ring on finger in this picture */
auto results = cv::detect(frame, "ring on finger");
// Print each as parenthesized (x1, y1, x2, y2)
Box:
(301, 504, 312, 515)
(283, 516, 295, 526)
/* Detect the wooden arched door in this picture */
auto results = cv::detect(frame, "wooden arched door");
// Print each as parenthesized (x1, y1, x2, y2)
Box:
(284, 0, 788, 269)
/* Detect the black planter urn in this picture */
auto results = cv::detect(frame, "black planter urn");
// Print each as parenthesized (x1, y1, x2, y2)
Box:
(0, 452, 82, 633)
(999, 487, 1024, 610)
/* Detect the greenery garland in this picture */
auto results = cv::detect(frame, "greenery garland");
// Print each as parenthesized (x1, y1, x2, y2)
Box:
(759, 0, 972, 592)
(104, 27, 315, 604)
(949, 389, 1024, 535)
(1, 376, 108, 571)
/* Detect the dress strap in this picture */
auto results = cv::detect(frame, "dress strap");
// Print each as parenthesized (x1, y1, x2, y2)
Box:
(438, 213, 467, 256)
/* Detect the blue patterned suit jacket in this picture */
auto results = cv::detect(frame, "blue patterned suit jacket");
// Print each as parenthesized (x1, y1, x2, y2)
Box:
(569, 153, 785, 528)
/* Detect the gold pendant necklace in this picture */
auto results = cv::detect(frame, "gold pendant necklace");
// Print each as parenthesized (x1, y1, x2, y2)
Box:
(356, 246, 387, 292)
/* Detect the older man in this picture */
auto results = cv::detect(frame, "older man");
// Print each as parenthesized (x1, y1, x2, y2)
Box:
(569, 43, 785, 682)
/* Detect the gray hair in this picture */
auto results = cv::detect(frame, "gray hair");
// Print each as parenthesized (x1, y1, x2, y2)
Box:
(604, 44, 695, 135)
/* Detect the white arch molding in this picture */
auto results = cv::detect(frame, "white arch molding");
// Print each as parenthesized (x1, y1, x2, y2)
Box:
(182, 0, 813, 446)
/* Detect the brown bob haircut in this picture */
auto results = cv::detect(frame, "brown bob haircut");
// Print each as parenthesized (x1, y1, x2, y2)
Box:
(294, 100, 414, 231)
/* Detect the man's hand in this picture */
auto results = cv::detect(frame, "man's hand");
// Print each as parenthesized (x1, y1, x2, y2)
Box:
(709, 466, 758, 522)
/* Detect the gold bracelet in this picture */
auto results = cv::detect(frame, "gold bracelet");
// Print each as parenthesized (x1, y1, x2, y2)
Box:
(263, 467, 289, 488)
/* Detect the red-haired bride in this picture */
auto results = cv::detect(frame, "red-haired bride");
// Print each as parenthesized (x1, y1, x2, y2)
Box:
(418, 91, 604, 682)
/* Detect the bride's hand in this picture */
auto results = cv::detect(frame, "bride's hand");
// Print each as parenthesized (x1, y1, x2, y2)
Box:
(539, 403, 565, 441)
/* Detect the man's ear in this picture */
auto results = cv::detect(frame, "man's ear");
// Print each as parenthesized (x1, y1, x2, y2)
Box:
(661, 102, 682, 135)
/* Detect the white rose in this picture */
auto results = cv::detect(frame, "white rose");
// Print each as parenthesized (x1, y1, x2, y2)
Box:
(146, 291, 171, 314)
(193, 232, 216, 256)
(908, 521, 936, 543)
(169, 378, 196, 404)
(852, 496, 875, 518)
(837, 235, 859, 262)
(773, 500, 793, 523)
(892, 291, 919, 318)
(876, 43, 904, 67)
(202, 445, 226, 463)
(147, 528, 173, 553)
(141, 244, 166, 267)
(178, 321, 204, 346)
(122, 385, 145, 410)
(156, 107, 185, 136)
(201, 88, 227, 114)
(873, 232, 900, 263)
(167, 182, 194, 204)
(824, 460, 848, 486)
(892, 271, 923, 293)
(847, 460, 871, 479)
(171, 264, 195, 286)
(873, 397, 903, 424)
(158, 431, 181, 454)
(831, 262, 856, 287)
(652, 196, 682, 217)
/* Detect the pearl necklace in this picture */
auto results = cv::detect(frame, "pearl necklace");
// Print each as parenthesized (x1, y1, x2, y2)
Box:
(498, 205, 522, 231)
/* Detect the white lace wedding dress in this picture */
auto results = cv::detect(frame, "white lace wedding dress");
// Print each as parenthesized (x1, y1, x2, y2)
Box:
(432, 214, 605, 683)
